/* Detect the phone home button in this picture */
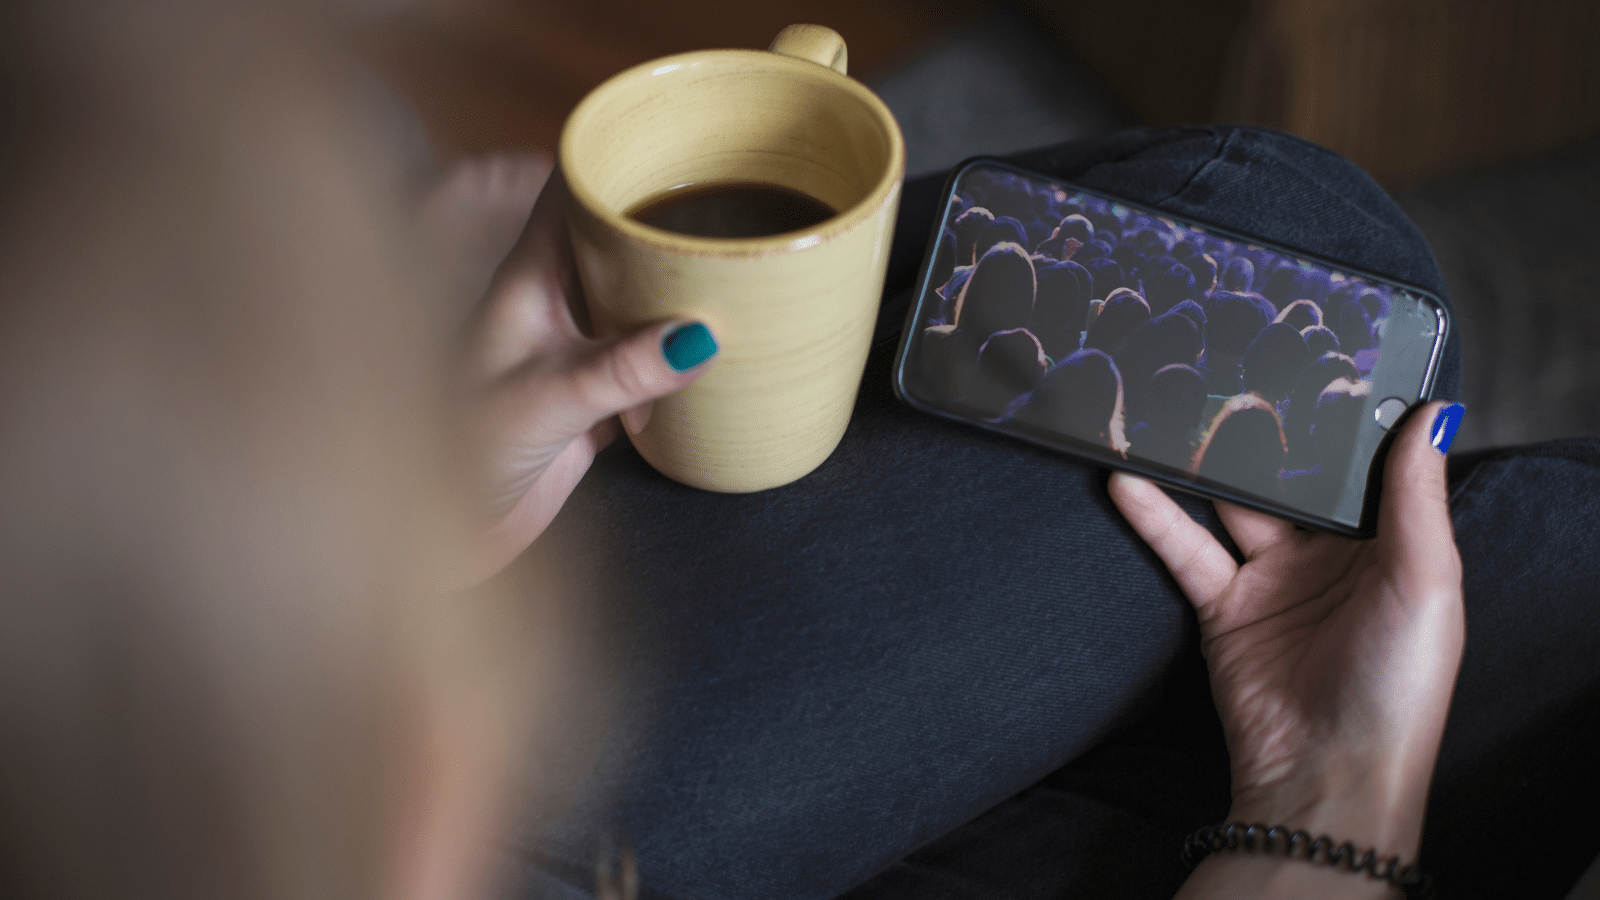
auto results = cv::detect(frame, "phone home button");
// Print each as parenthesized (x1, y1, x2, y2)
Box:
(1374, 397, 1409, 431)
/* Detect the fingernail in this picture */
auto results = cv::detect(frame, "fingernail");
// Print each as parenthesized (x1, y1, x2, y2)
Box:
(1430, 403, 1466, 454)
(662, 321, 717, 372)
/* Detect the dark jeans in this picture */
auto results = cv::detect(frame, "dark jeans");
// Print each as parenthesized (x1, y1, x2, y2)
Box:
(510, 126, 1600, 900)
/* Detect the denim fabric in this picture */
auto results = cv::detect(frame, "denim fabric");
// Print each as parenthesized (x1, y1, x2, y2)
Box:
(836, 437, 1600, 900)
(511, 127, 1599, 900)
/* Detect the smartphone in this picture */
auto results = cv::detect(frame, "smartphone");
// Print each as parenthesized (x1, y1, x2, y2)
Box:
(892, 158, 1449, 537)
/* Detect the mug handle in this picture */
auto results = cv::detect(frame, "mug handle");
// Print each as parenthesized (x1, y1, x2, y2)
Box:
(768, 24, 848, 75)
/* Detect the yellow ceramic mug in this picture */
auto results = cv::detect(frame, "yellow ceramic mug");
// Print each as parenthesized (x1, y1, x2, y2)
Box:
(560, 25, 906, 493)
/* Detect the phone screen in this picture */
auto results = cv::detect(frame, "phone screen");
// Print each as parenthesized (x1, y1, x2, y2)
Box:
(895, 160, 1447, 534)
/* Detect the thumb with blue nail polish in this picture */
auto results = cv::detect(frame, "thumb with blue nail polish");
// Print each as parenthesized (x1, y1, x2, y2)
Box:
(1430, 402, 1466, 455)
(1381, 400, 1465, 574)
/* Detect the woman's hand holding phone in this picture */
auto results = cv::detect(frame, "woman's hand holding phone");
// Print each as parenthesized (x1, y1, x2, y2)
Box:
(1109, 401, 1466, 898)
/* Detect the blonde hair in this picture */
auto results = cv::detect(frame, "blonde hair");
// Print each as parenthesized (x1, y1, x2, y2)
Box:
(0, 3, 539, 897)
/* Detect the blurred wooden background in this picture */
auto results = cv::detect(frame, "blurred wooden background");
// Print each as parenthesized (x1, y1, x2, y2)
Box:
(359, 0, 991, 159)
(362, 0, 1600, 185)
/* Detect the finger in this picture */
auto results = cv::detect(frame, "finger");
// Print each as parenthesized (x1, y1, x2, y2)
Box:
(1214, 500, 1297, 560)
(465, 429, 604, 587)
(1108, 472, 1238, 611)
(466, 170, 582, 379)
(1378, 400, 1464, 584)
(504, 319, 718, 445)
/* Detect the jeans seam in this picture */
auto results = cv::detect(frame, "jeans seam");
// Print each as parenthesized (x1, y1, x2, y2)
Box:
(1017, 125, 1219, 184)
(1154, 126, 1236, 207)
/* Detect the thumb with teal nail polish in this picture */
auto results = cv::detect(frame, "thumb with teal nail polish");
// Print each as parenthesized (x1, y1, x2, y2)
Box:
(663, 320, 719, 372)
(464, 315, 719, 584)
(458, 171, 723, 585)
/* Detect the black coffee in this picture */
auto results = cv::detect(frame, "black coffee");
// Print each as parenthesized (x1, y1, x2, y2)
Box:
(628, 182, 836, 239)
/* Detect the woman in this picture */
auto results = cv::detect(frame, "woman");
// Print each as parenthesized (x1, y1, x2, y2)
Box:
(5, 4, 1595, 900)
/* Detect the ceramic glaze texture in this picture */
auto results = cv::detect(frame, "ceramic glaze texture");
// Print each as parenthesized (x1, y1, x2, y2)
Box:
(561, 26, 905, 492)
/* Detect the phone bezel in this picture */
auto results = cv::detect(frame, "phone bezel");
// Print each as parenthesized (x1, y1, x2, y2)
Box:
(891, 157, 1451, 538)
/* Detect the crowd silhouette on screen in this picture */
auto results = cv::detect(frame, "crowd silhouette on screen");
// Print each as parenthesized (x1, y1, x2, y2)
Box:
(916, 165, 1398, 518)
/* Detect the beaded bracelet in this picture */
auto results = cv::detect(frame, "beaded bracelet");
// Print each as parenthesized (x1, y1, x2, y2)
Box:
(1182, 822, 1437, 900)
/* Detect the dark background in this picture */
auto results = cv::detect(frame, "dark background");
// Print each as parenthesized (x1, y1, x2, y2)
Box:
(361, 0, 1600, 453)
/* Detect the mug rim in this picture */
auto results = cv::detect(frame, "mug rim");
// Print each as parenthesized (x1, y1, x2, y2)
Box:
(560, 48, 906, 258)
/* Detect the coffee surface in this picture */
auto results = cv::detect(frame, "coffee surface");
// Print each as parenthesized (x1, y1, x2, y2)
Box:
(628, 182, 836, 238)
